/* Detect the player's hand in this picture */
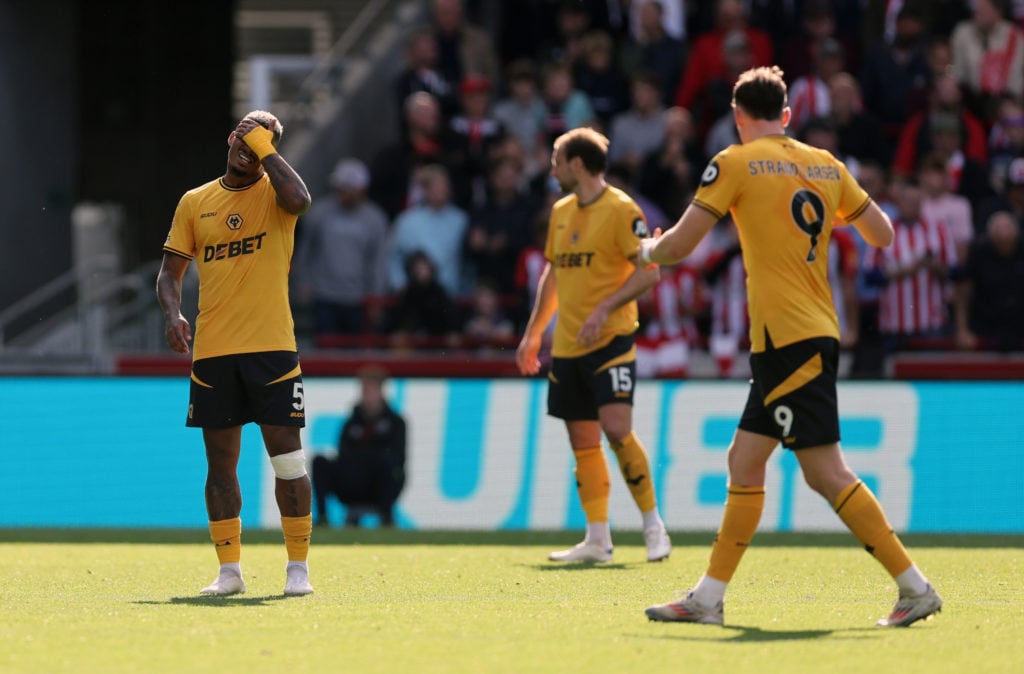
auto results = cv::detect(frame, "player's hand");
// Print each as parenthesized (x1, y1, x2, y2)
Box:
(577, 305, 609, 349)
(164, 314, 192, 354)
(636, 227, 663, 268)
(233, 117, 261, 140)
(516, 333, 542, 375)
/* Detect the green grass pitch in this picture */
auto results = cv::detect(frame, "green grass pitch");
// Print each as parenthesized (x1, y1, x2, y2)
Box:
(1, 529, 1021, 674)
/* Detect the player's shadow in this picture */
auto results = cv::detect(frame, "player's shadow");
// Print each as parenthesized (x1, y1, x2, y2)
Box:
(133, 594, 293, 607)
(519, 562, 642, 572)
(634, 625, 880, 643)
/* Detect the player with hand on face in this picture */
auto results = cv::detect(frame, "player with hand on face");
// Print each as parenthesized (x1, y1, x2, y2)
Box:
(639, 67, 942, 628)
(517, 127, 671, 564)
(157, 110, 314, 597)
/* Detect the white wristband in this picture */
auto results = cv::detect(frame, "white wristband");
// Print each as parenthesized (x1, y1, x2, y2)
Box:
(639, 242, 654, 267)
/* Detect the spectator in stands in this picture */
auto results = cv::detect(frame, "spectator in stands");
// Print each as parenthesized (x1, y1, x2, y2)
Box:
(536, 0, 593, 66)
(865, 177, 958, 363)
(673, 0, 773, 113)
(848, 159, 896, 378)
(514, 210, 554, 338)
(605, 162, 669, 232)
(779, 0, 849, 82)
(292, 158, 389, 339)
(381, 250, 461, 346)
(539, 60, 597, 147)
(976, 156, 1024, 235)
(465, 155, 538, 294)
(921, 110, 994, 209)
(701, 30, 756, 157)
(950, 0, 1024, 122)
(702, 222, 747, 379)
(574, 30, 631, 129)
(312, 366, 406, 528)
(628, 0, 686, 44)
(829, 225, 861, 352)
(493, 59, 547, 176)
(635, 262, 707, 379)
(370, 92, 447, 220)
(429, 0, 498, 91)
(955, 210, 1024, 351)
(387, 165, 468, 297)
(394, 26, 458, 127)
(827, 72, 891, 166)
(987, 95, 1024, 190)
(788, 37, 846, 133)
(860, 6, 932, 141)
(891, 70, 989, 178)
(619, 0, 685, 106)
(443, 74, 506, 209)
(919, 151, 974, 262)
(462, 277, 516, 345)
(638, 106, 703, 219)
(608, 71, 667, 174)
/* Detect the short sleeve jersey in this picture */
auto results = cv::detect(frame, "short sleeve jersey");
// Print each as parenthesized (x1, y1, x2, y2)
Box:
(545, 185, 648, 358)
(693, 135, 871, 352)
(163, 174, 299, 360)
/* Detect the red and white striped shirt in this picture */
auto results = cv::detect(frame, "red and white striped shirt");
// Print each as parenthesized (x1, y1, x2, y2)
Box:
(643, 264, 707, 343)
(866, 217, 957, 335)
(828, 227, 859, 334)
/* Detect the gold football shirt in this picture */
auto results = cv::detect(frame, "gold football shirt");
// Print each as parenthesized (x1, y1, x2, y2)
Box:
(693, 134, 870, 352)
(163, 174, 299, 360)
(545, 185, 647, 358)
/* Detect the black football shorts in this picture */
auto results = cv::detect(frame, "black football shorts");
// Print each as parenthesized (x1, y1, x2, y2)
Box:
(548, 334, 637, 421)
(738, 336, 840, 450)
(186, 350, 305, 428)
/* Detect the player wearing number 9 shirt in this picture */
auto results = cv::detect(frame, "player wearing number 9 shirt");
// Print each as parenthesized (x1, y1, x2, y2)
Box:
(639, 67, 942, 627)
(516, 127, 671, 564)
(157, 110, 315, 597)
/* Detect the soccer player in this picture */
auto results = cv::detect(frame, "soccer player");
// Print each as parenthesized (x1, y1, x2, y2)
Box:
(516, 127, 672, 563)
(638, 67, 942, 627)
(157, 111, 314, 596)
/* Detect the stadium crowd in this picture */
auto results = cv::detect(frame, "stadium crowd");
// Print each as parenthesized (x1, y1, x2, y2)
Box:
(290, 0, 1024, 377)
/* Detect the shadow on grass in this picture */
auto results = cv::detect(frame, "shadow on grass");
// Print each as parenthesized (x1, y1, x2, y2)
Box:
(631, 624, 879, 643)
(518, 561, 644, 572)
(133, 594, 292, 607)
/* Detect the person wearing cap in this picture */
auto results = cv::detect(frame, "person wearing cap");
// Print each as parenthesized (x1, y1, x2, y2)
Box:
(292, 158, 389, 340)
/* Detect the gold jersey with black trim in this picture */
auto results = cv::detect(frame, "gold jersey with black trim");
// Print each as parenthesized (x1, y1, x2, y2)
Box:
(163, 174, 299, 361)
(693, 134, 871, 353)
(545, 185, 648, 358)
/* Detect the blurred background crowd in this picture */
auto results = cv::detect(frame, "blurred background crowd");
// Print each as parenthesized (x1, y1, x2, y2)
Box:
(289, 0, 1024, 378)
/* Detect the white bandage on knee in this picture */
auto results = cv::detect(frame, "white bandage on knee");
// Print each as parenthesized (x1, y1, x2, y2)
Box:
(269, 449, 308, 480)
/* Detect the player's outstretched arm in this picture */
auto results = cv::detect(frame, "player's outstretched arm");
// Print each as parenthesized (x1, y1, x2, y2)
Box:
(638, 204, 718, 267)
(851, 200, 894, 248)
(516, 263, 558, 375)
(156, 252, 192, 354)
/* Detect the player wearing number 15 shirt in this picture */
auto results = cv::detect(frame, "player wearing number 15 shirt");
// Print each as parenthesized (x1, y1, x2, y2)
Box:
(516, 127, 671, 565)
(639, 67, 942, 628)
